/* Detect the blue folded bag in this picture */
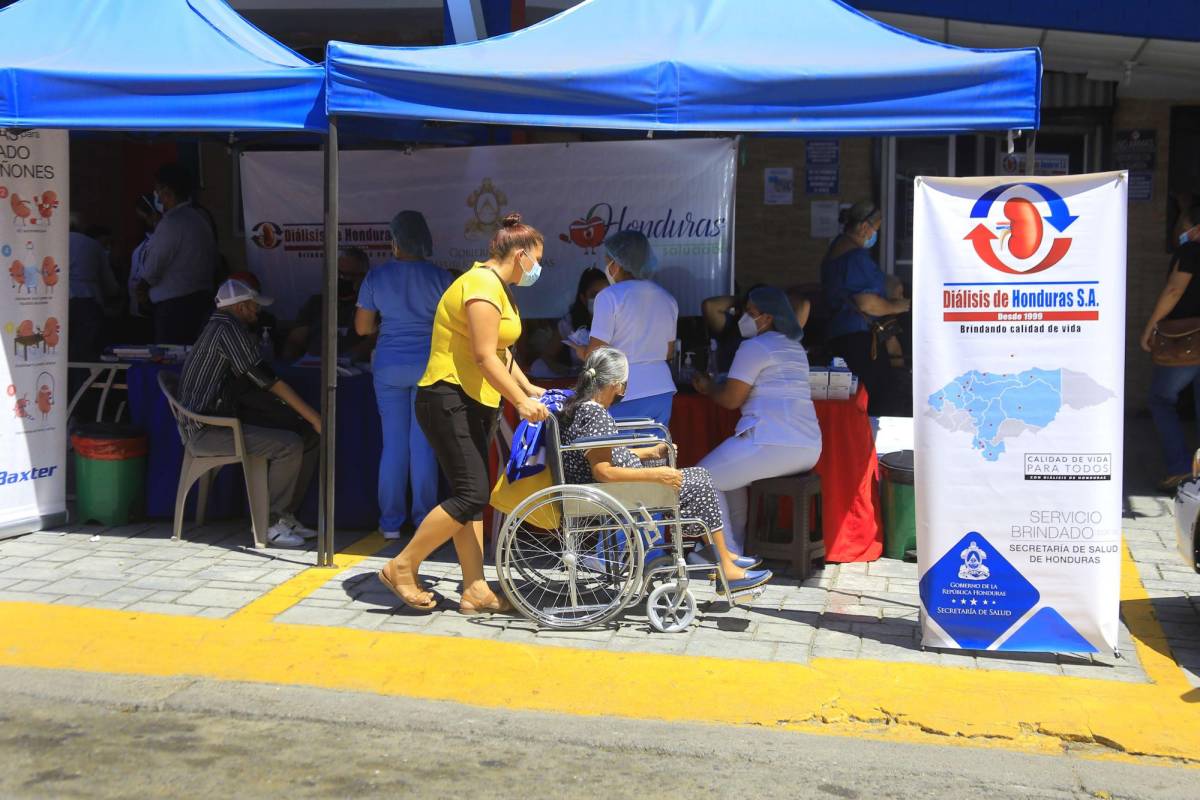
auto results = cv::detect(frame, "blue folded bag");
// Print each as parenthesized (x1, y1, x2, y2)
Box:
(504, 389, 573, 483)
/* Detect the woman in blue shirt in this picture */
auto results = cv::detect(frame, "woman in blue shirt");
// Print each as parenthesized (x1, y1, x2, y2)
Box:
(355, 211, 453, 539)
(820, 200, 910, 418)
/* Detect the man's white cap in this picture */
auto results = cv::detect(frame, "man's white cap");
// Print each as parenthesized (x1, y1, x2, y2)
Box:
(215, 278, 273, 309)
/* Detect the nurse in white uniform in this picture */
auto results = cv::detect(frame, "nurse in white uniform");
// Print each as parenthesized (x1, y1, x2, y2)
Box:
(694, 285, 822, 557)
(586, 230, 678, 425)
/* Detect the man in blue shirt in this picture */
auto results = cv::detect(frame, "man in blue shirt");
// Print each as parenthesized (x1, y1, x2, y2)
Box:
(139, 164, 218, 344)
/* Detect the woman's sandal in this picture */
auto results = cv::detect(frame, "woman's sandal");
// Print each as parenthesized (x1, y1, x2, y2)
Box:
(377, 569, 438, 612)
(459, 592, 514, 616)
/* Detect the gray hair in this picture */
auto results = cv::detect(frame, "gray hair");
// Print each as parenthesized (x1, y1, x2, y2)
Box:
(561, 348, 629, 429)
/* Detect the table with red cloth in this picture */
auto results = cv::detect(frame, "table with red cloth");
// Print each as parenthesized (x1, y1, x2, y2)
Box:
(497, 384, 882, 562)
(669, 387, 881, 563)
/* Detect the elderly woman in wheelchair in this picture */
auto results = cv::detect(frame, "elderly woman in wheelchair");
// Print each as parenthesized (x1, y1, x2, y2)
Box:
(495, 348, 772, 633)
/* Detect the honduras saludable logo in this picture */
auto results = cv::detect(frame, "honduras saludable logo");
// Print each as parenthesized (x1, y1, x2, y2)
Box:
(558, 201, 727, 255)
(964, 182, 1076, 275)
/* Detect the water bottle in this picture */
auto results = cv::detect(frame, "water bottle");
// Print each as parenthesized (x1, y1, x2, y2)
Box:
(259, 327, 273, 362)
(708, 338, 719, 380)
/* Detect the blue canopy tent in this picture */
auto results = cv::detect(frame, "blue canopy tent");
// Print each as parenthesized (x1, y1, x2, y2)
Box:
(0, 0, 346, 563)
(0, 0, 326, 131)
(327, 0, 1041, 135)
(319, 0, 1042, 564)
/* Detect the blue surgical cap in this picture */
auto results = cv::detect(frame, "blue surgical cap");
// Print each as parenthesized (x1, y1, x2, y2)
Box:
(389, 210, 433, 258)
(748, 285, 803, 341)
(603, 230, 659, 279)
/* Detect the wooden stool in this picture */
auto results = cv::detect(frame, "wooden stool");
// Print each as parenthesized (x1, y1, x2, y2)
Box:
(745, 472, 824, 580)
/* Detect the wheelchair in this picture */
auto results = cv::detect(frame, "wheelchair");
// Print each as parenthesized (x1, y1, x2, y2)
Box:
(495, 415, 765, 633)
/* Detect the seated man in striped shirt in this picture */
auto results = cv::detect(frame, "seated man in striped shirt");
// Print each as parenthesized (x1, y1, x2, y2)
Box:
(177, 279, 322, 547)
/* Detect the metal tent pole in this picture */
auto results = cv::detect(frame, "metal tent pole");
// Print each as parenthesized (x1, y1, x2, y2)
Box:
(317, 116, 340, 568)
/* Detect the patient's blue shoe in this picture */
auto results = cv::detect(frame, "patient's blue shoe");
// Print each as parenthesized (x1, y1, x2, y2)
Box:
(715, 569, 773, 595)
(685, 546, 763, 571)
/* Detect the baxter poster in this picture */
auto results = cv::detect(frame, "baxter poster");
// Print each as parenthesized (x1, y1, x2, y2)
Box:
(0, 129, 69, 538)
(912, 172, 1127, 654)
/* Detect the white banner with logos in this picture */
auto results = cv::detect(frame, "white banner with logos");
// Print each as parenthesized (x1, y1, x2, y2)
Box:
(0, 129, 68, 538)
(241, 138, 736, 319)
(913, 172, 1126, 654)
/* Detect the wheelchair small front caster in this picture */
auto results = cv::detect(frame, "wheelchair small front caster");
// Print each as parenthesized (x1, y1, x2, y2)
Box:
(646, 582, 696, 633)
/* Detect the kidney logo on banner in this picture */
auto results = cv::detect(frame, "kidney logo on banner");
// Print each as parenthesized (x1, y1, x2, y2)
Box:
(240, 138, 736, 319)
(0, 129, 69, 538)
(913, 172, 1127, 654)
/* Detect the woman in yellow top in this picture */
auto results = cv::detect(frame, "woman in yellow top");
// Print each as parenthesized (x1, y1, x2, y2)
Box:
(379, 213, 548, 613)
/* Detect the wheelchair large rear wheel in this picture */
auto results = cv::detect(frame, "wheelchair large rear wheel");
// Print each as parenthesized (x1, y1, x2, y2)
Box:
(497, 485, 644, 630)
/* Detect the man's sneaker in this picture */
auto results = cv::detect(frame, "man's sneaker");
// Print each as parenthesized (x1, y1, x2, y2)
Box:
(266, 520, 305, 548)
(280, 513, 317, 539)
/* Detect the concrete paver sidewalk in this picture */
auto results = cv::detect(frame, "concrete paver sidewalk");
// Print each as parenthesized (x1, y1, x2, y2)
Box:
(2, 494, 1196, 684)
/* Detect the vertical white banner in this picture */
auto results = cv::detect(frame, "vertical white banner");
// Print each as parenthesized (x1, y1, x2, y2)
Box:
(913, 172, 1127, 654)
(0, 129, 69, 538)
(241, 138, 735, 319)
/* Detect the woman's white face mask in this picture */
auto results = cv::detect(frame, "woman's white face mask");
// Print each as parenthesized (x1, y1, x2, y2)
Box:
(738, 312, 760, 339)
(604, 259, 619, 286)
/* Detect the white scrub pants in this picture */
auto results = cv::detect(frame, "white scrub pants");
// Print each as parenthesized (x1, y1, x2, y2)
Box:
(697, 434, 821, 556)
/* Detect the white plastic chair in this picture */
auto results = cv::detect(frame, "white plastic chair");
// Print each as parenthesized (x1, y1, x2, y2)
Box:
(157, 371, 271, 548)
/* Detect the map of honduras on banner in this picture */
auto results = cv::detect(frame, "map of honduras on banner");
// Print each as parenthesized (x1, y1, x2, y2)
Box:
(241, 138, 735, 319)
(913, 172, 1127, 654)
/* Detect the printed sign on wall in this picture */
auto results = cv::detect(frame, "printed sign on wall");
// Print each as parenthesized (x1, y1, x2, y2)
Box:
(0, 129, 68, 538)
(913, 172, 1127, 654)
(242, 138, 736, 319)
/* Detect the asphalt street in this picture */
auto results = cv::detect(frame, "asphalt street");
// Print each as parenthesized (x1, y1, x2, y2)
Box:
(0, 668, 1193, 800)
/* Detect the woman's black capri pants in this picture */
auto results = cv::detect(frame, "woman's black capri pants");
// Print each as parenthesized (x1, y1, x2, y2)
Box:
(414, 381, 498, 524)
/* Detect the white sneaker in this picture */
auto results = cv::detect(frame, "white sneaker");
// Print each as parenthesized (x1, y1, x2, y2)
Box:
(266, 520, 305, 548)
(280, 513, 318, 540)
(381, 530, 402, 540)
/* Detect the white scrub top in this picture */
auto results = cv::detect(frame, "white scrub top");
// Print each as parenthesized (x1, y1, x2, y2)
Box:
(727, 331, 821, 449)
(590, 279, 678, 401)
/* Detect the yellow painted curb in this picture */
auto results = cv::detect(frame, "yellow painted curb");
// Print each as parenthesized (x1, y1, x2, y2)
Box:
(1119, 543, 1191, 692)
(0, 532, 1194, 767)
(0, 599, 1196, 766)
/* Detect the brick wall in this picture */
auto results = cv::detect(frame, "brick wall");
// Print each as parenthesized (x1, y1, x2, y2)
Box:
(1115, 98, 1175, 411)
(730, 136, 874, 295)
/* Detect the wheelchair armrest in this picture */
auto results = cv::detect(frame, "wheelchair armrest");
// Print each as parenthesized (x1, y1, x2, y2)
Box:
(560, 434, 664, 452)
(613, 419, 673, 444)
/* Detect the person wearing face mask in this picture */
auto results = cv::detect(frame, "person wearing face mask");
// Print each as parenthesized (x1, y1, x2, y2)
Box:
(558, 267, 607, 367)
(378, 212, 548, 614)
(586, 230, 678, 425)
(352, 211, 453, 539)
(284, 247, 372, 363)
(692, 286, 822, 561)
(821, 200, 910, 420)
(701, 287, 813, 375)
(139, 163, 219, 344)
